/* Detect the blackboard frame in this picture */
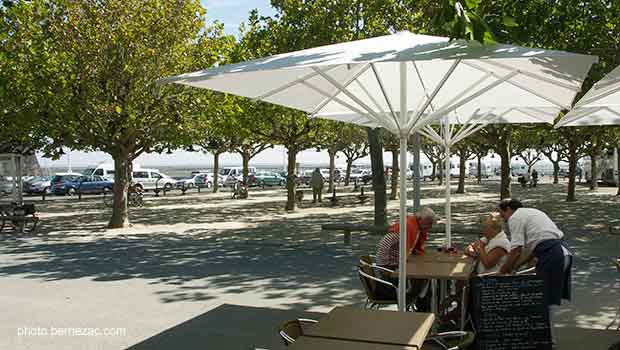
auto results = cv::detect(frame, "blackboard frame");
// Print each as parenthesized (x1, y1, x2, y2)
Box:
(471, 274, 552, 350)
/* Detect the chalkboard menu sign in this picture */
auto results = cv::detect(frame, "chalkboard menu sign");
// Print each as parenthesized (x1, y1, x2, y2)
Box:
(471, 275, 551, 350)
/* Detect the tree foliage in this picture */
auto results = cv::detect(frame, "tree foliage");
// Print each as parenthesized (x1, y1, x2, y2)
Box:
(6, 0, 234, 227)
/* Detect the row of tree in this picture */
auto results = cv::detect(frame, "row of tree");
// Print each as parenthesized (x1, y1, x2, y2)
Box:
(1, 0, 619, 229)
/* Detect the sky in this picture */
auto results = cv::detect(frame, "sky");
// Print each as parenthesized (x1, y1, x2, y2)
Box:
(202, 0, 276, 38)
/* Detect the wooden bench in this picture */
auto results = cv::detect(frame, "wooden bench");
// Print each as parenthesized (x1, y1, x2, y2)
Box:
(0, 215, 39, 233)
(321, 223, 389, 245)
(322, 222, 480, 245)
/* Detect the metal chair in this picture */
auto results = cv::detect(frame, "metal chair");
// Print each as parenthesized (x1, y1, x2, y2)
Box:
(423, 330, 476, 350)
(278, 318, 317, 346)
(358, 255, 414, 310)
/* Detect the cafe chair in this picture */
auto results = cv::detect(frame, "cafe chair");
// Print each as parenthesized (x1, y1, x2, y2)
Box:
(278, 318, 318, 346)
(423, 330, 475, 350)
(358, 255, 414, 311)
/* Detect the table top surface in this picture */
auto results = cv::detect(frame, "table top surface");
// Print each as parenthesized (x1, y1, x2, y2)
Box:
(412, 251, 474, 263)
(304, 306, 434, 348)
(290, 336, 420, 350)
(403, 251, 476, 280)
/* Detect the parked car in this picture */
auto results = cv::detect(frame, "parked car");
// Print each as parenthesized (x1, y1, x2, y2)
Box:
(75, 175, 114, 194)
(349, 168, 371, 182)
(319, 168, 343, 182)
(0, 175, 13, 196)
(559, 167, 582, 179)
(51, 175, 113, 195)
(198, 173, 219, 188)
(361, 171, 373, 184)
(50, 174, 84, 195)
(132, 169, 176, 191)
(191, 169, 211, 176)
(23, 176, 53, 194)
(254, 171, 286, 187)
(278, 171, 303, 186)
(176, 173, 216, 189)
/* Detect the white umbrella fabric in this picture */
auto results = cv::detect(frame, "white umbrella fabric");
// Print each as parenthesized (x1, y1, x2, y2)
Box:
(163, 31, 597, 311)
(556, 65, 620, 127)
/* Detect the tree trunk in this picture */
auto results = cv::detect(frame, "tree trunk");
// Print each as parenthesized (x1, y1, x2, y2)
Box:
(431, 161, 437, 181)
(328, 150, 336, 193)
(23, 154, 42, 176)
(390, 150, 399, 200)
(368, 127, 386, 226)
(457, 151, 466, 194)
(242, 149, 250, 184)
(498, 143, 511, 200)
(285, 148, 298, 211)
(552, 161, 560, 184)
(345, 159, 353, 186)
(589, 154, 598, 190)
(213, 151, 221, 193)
(108, 149, 132, 228)
(477, 155, 482, 184)
(567, 145, 578, 202)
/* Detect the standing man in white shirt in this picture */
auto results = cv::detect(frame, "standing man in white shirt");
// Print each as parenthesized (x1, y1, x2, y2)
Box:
(498, 198, 572, 307)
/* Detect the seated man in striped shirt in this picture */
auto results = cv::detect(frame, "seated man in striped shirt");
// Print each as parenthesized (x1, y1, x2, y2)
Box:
(374, 207, 437, 310)
(376, 207, 438, 269)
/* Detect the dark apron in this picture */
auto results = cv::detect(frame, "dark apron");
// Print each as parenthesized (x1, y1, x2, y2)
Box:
(533, 239, 572, 306)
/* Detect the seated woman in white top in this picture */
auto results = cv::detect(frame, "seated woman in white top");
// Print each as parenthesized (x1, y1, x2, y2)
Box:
(465, 213, 511, 274)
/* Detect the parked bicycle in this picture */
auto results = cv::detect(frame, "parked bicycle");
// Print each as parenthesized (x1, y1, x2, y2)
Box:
(103, 184, 144, 207)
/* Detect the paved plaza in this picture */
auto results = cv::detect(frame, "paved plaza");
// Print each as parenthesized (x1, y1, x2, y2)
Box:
(1, 179, 619, 349)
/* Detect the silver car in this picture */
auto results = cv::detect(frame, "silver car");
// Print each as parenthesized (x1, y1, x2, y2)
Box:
(23, 176, 52, 194)
(0, 175, 15, 196)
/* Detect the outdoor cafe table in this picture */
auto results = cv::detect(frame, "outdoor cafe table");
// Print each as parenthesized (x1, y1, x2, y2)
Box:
(403, 251, 476, 330)
(302, 306, 434, 349)
(289, 336, 420, 350)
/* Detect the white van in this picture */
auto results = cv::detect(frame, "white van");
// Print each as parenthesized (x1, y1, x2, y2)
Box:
(449, 162, 462, 177)
(469, 162, 494, 178)
(219, 167, 257, 186)
(583, 148, 619, 185)
(511, 164, 528, 177)
(82, 163, 116, 180)
(408, 163, 434, 181)
(132, 168, 176, 191)
(420, 163, 434, 180)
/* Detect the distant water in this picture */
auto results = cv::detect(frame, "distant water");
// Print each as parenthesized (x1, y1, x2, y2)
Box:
(42, 163, 359, 178)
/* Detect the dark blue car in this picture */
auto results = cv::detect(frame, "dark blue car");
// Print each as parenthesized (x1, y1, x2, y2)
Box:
(52, 175, 113, 196)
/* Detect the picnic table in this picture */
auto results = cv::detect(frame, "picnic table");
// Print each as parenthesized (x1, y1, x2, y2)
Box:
(402, 251, 476, 330)
(295, 306, 434, 349)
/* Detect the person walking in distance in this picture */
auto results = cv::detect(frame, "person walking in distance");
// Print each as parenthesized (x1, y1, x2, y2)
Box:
(310, 168, 324, 203)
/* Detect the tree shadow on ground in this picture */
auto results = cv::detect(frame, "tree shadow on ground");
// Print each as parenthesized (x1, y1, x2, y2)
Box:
(125, 303, 325, 350)
(1, 180, 619, 328)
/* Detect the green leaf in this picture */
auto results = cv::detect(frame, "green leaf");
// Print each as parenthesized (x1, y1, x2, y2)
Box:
(464, 0, 481, 9)
(115, 106, 122, 114)
(502, 16, 518, 28)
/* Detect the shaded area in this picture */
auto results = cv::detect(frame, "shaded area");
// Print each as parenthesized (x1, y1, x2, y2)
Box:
(1, 179, 619, 339)
(126, 304, 325, 350)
